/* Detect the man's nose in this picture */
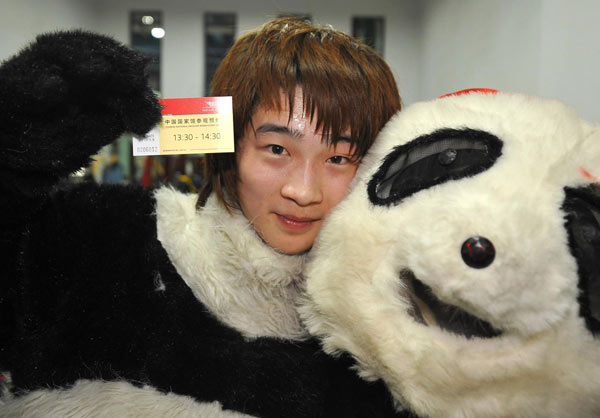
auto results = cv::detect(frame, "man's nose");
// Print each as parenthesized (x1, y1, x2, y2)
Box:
(281, 160, 323, 206)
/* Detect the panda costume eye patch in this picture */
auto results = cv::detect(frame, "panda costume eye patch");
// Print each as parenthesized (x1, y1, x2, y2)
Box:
(562, 185, 600, 337)
(368, 128, 503, 206)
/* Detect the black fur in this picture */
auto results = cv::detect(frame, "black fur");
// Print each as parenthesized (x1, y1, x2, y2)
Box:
(0, 30, 162, 223)
(0, 31, 404, 417)
(3, 183, 401, 417)
(368, 128, 503, 207)
(562, 185, 600, 336)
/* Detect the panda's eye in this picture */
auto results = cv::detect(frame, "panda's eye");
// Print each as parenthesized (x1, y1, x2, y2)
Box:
(368, 128, 503, 206)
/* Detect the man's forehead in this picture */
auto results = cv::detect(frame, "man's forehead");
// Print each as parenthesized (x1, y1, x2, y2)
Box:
(252, 85, 353, 142)
(256, 86, 305, 114)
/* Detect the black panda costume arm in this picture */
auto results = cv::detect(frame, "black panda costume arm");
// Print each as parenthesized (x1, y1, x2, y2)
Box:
(0, 31, 404, 418)
(0, 31, 163, 385)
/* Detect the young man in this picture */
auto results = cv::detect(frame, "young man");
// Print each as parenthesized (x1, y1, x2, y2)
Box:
(200, 17, 401, 254)
(166, 17, 401, 341)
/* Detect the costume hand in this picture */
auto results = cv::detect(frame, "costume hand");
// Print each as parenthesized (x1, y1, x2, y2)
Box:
(0, 30, 161, 179)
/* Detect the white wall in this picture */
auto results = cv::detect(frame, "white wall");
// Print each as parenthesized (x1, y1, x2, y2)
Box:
(80, 0, 421, 104)
(419, 0, 600, 121)
(0, 0, 97, 59)
(2, 0, 599, 121)
(420, 0, 541, 97)
(538, 0, 600, 122)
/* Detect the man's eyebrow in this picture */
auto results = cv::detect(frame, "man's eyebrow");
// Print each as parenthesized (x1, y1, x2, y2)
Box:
(255, 123, 303, 139)
(256, 123, 353, 144)
(336, 135, 352, 143)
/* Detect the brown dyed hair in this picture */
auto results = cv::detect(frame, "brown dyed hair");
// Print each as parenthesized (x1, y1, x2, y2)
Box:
(198, 17, 401, 209)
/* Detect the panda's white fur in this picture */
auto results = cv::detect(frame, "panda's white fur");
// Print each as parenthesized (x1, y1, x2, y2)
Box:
(300, 91, 600, 418)
(0, 380, 253, 418)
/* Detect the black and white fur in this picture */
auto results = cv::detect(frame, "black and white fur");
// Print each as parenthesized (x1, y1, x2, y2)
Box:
(0, 31, 401, 418)
(301, 90, 600, 418)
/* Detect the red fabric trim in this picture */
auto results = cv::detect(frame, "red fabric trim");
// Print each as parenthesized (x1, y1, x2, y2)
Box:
(141, 156, 154, 188)
(579, 166, 599, 183)
(439, 88, 498, 98)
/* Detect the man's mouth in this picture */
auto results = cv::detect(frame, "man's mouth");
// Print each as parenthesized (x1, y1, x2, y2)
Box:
(401, 269, 502, 339)
(276, 214, 319, 229)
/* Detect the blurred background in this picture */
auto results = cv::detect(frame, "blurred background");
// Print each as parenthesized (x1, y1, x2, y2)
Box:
(1, 0, 598, 189)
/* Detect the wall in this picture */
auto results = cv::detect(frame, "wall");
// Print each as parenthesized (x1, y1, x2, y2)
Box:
(419, 0, 600, 121)
(538, 0, 600, 122)
(420, 0, 541, 97)
(0, 0, 97, 59)
(2, 0, 599, 120)
(83, 0, 421, 104)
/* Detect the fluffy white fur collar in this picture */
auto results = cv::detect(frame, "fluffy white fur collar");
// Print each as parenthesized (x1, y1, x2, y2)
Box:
(155, 187, 307, 340)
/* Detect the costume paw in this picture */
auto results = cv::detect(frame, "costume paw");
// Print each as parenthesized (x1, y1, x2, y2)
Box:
(0, 30, 161, 179)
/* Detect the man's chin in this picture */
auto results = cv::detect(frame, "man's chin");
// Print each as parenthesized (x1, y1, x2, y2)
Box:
(273, 234, 316, 255)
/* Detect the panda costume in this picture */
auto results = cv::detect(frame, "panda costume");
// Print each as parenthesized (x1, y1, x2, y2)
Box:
(0, 32, 400, 417)
(301, 89, 600, 418)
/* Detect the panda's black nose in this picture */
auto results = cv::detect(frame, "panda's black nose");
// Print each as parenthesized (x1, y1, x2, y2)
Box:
(461, 236, 495, 268)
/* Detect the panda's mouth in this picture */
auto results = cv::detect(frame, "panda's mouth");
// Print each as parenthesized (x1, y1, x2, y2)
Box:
(401, 270, 502, 339)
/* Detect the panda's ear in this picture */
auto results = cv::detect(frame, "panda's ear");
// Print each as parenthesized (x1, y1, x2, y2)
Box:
(367, 128, 503, 206)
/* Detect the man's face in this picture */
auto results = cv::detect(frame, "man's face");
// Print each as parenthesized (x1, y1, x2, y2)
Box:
(236, 89, 359, 254)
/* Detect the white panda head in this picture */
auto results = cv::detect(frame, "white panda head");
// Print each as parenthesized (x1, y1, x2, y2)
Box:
(301, 90, 600, 418)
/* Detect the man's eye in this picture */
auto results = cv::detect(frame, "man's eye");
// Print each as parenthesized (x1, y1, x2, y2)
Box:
(367, 128, 503, 206)
(329, 155, 348, 164)
(268, 145, 286, 155)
